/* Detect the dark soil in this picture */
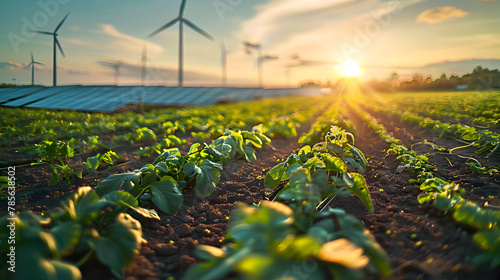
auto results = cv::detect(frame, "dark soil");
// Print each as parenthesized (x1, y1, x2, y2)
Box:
(1, 102, 499, 280)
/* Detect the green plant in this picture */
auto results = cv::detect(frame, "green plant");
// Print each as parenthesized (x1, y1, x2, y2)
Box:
(184, 201, 390, 280)
(86, 151, 126, 174)
(0, 187, 156, 280)
(266, 126, 372, 214)
(97, 128, 270, 215)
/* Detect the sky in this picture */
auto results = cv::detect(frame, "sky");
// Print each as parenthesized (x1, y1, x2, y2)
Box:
(0, 0, 499, 87)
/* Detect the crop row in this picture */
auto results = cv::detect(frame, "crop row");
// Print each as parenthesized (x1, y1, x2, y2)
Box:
(364, 103, 500, 157)
(0, 124, 274, 279)
(2, 96, 325, 188)
(0, 96, 324, 146)
(352, 104, 500, 269)
(383, 91, 500, 126)
(184, 125, 391, 280)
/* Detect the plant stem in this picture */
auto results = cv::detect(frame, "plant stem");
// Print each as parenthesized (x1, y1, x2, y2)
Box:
(76, 248, 94, 267)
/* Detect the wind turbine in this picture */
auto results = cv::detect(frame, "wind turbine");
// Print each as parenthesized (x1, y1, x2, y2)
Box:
(244, 41, 263, 88)
(219, 39, 227, 87)
(31, 12, 69, 87)
(141, 44, 150, 86)
(149, 0, 214, 87)
(25, 52, 44, 85)
(113, 61, 122, 85)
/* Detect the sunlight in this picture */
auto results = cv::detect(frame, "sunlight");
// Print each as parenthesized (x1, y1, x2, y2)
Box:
(339, 60, 362, 78)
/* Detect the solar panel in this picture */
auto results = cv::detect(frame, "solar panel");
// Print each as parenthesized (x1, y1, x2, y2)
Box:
(3, 87, 73, 107)
(27, 86, 97, 109)
(190, 88, 228, 106)
(1, 86, 327, 112)
(0, 86, 44, 103)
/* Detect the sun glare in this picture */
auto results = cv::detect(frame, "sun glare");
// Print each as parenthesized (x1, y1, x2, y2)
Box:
(339, 60, 362, 78)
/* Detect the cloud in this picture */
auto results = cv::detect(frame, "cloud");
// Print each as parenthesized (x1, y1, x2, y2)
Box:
(58, 65, 90, 75)
(416, 6, 468, 24)
(240, 0, 354, 42)
(97, 24, 163, 56)
(63, 38, 94, 46)
(0, 61, 25, 70)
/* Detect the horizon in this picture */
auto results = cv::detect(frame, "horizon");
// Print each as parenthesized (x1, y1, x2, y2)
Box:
(1, 0, 500, 87)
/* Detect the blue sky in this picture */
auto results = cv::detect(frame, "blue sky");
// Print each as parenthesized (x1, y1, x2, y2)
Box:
(1, 0, 499, 87)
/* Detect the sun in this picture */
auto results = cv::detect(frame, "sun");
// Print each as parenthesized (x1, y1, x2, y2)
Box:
(339, 60, 362, 78)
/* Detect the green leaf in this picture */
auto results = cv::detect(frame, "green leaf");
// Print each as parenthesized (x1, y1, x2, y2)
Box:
(50, 260, 82, 280)
(14, 248, 82, 280)
(95, 173, 140, 195)
(167, 135, 183, 146)
(346, 173, 374, 214)
(48, 173, 60, 185)
(417, 193, 433, 204)
(141, 171, 158, 188)
(303, 157, 326, 170)
(102, 191, 139, 208)
(92, 213, 143, 277)
(473, 230, 500, 251)
(86, 154, 101, 172)
(74, 170, 82, 178)
(264, 155, 300, 189)
(194, 160, 222, 197)
(155, 162, 170, 173)
(264, 163, 285, 189)
(65, 187, 110, 223)
(242, 130, 263, 148)
(101, 152, 114, 165)
(320, 153, 347, 173)
(50, 221, 82, 256)
(189, 143, 201, 154)
(211, 139, 232, 158)
(150, 177, 184, 214)
(453, 201, 500, 231)
(242, 145, 257, 163)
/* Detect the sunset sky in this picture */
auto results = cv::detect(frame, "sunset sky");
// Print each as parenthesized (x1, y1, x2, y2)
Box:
(0, 0, 499, 87)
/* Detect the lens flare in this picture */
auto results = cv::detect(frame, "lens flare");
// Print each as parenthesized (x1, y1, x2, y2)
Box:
(339, 60, 362, 77)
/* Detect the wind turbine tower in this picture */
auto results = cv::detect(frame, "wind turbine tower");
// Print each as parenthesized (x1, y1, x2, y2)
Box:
(31, 13, 69, 87)
(220, 39, 227, 87)
(149, 0, 215, 87)
(141, 44, 149, 86)
(26, 52, 44, 85)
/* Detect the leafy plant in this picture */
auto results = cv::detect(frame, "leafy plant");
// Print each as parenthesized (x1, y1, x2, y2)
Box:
(133, 135, 185, 158)
(184, 201, 390, 280)
(86, 151, 126, 174)
(113, 127, 157, 144)
(0, 187, 156, 280)
(266, 126, 372, 214)
(97, 128, 270, 215)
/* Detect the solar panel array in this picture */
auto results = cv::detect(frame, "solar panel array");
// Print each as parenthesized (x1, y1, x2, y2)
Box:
(0, 86, 325, 112)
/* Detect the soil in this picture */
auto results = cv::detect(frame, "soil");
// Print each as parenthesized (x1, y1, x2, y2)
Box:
(1, 101, 499, 280)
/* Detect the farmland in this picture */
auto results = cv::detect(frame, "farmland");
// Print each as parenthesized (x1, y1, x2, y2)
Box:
(1, 89, 499, 280)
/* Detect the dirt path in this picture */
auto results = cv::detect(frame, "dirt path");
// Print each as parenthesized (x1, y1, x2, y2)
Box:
(342, 103, 500, 279)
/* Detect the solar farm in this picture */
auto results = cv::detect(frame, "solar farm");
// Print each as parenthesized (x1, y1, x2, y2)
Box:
(0, 86, 324, 112)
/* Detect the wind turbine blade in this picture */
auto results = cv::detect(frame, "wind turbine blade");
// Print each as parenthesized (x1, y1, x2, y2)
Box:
(55, 38, 65, 57)
(33, 30, 54, 35)
(55, 12, 70, 33)
(179, 0, 187, 17)
(25, 63, 33, 69)
(183, 19, 214, 41)
(34, 62, 44, 65)
(148, 17, 179, 38)
(243, 41, 260, 48)
(31, 52, 34, 62)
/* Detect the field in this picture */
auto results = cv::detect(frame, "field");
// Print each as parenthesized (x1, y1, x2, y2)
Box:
(1, 89, 499, 280)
